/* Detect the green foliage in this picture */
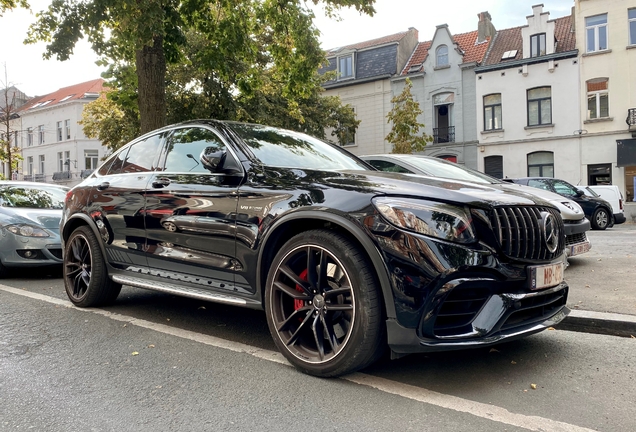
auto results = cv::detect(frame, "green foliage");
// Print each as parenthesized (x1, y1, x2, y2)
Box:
(385, 78, 432, 154)
(26, 0, 373, 139)
(80, 97, 139, 154)
(0, 0, 28, 17)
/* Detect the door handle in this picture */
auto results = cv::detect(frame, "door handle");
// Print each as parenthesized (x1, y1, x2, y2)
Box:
(97, 182, 110, 191)
(152, 177, 171, 188)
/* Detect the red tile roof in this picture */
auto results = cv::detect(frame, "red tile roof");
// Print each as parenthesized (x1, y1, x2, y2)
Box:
(483, 14, 576, 66)
(326, 31, 411, 55)
(401, 41, 431, 74)
(19, 79, 106, 112)
(401, 30, 490, 75)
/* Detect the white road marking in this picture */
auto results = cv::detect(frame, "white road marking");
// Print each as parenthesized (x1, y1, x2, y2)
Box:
(1, 284, 595, 432)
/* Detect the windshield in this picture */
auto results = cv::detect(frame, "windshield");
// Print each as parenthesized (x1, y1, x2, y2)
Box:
(583, 186, 600, 197)
(229, 123, 370, 171)
(0, 185, 67, 209)
(401, 157, 500, 185)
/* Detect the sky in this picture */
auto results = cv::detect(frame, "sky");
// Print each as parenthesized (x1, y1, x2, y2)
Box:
(0, 0, 575, 97)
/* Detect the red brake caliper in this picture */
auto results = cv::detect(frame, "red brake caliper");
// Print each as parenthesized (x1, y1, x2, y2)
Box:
(294, 269, 308, 311)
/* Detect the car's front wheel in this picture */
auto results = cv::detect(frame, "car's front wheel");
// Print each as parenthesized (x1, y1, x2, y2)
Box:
(64, 226, 121, 307)
(265, 230, 385, 377)
(591, 207, 610, 230)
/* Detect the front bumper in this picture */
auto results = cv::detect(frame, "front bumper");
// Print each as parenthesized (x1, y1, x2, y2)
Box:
(0, 233, 63, 268)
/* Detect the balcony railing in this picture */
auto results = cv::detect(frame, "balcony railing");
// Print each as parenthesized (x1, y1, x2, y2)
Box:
(433, 126, 455, 144)
(52, 171, 72, 181)
(627, 108, 636, 131)
(34, 174, 46, 182)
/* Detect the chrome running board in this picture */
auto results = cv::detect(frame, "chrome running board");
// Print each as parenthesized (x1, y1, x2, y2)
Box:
(112, 274, 259, 307)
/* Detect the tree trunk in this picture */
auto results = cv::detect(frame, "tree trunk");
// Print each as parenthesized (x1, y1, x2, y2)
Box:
(135, 34, 167, 134)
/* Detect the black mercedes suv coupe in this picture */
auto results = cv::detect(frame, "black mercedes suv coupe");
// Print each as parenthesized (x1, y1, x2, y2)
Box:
(61, 120, 569, 377)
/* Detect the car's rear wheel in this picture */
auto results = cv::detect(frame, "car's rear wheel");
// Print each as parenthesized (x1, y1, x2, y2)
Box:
(591, 207, 610, 230)
(64, 226, 121, 307)
(265, 230, 385, 377)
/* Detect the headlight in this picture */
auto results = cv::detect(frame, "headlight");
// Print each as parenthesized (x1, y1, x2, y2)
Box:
(5, 224, 50, 237)
(372, 197, 476, 244)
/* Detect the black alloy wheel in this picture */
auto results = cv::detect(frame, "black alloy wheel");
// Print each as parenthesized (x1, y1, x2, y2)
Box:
(265, 230, 384, 377)
(64, 226, 122, 307)
(591, 207, 610, 230)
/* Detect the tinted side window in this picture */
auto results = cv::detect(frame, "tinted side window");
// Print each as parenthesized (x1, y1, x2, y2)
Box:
(527, 179, 552, 191)
(106, 135, 163, 175)
(122, 134, 164, 173)
(98, 149, 125, 175)
(367, 160, 413, 174)
(552, 180, 578, 196)
(163, 127, 226, 173)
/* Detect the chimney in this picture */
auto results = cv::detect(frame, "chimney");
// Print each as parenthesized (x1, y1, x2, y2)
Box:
(477, 11, 496, 43)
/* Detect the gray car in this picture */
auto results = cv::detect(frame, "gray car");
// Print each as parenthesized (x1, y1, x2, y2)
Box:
(0, 181, 67, 277)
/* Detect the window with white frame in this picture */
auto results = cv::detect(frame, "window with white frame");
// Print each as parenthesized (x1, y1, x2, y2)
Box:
(64, 119, 71, 140)
(483, 94, 502, 130)
(586, 14, 608, 53)
(629, 9, 636, 46)
(27, 156, 33, 175)
(85, 150, 99, 170)
(57, 121, 63, 141)
(436, 45, 448, 66)
(530, 33, 546, 57)
(38, 125, 45, 144)
(338, 55, 353, 79)
(58, 152, 64, 172)
(587, 78, 609, 119)
(64, 151, 70, 170)
(27, 127, 33, 146)
(527, 87, 552, 126)
(39, 155, 45, 175)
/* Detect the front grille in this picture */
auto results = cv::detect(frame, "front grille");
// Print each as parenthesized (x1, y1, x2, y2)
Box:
(433, 286, 491, 336)
(500, 287, 568, 331)
(565, 232, 587, 247)
(490, 206, 565, 261)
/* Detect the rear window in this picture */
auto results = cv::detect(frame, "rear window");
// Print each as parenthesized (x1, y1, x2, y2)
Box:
(0, 185, 67, 209)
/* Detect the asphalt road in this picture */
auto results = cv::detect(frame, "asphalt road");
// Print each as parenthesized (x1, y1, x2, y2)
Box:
(1, 226, 635, 431)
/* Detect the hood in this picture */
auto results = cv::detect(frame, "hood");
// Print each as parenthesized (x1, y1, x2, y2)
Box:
(0, 207, 62, 230)
(498, 183, 585, 220)
(266, 168, 555, 209)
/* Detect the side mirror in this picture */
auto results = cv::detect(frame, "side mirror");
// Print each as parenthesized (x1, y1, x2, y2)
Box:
(575, 189, 584, 197)
(201, 149, 226, 173)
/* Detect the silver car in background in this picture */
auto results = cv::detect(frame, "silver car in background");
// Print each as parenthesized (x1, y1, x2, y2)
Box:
(0, 181, 67, 277)
(361, 154, 591, 258)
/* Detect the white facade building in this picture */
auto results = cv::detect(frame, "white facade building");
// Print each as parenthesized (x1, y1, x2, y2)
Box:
(475, 5, 581, 181)
(16, 79, 107, 187)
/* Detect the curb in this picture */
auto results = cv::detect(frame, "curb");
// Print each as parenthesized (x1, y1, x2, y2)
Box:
(557, 309, 636, 338)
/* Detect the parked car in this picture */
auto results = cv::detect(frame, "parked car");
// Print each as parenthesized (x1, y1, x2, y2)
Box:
(61, 120, 569, 377)
(0, 181, 67, 277)
(503, 177, 614, 230)
(581, 185, 626, 225)
(361, 154, 591, 258)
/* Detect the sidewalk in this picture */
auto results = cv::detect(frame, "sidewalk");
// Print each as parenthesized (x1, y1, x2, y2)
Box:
(556, 222, 636, 337)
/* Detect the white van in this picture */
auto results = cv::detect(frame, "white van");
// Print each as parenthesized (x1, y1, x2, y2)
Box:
(583, 185, 626, 225)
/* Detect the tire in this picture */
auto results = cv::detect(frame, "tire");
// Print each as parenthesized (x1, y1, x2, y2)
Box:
(265, 229, 385, 377)
(63, 226, 122, 307)
(591, 207, 610, 230)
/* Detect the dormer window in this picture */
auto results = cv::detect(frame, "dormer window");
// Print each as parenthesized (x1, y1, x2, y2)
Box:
(338, 54, 354, 80)
(436, 45, 449, 67)
(530, 33, 546, 57)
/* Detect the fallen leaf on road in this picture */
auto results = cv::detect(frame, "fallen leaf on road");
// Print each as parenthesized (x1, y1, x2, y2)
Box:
(585, 285, 590, 288)
(148, 344, 155, 348)
(198, 306, 206, 310)
(530, 384, 537, 390)
(131, 352, 139, 356)
(597, 258, 602, 261)
(511, 360, 517, 364)
(489, 348, 500, 353)
(547, 327, 555, 330)
(631, 335, 635, 339)
(122, 324, 127, 327)
(166, 318, 170, 321)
